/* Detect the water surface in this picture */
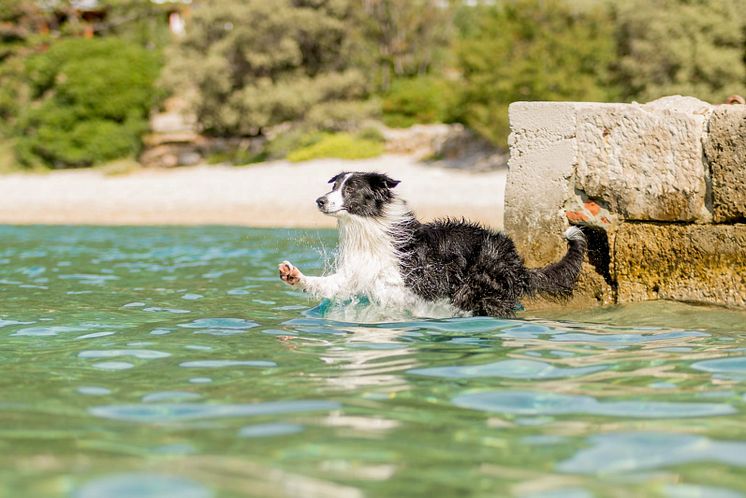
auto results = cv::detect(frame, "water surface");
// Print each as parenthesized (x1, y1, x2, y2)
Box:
(1, 226, 745, 498)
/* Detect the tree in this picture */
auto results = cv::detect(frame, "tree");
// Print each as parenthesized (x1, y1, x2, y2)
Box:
(614, 0, 745, 103)
(166, 0, 369, 137)
(455, 0, 619, 147)
(354, 0, 453, 91)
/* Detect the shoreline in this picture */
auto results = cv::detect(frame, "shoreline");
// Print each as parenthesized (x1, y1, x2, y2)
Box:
(0, 155, 506, 229)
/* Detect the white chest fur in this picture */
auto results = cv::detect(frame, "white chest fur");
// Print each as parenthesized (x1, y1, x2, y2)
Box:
(335, 215, 412, 305)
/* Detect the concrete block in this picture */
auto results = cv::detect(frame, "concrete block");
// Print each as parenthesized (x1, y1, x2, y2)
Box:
(615, 223, 746, 307)
(704, 105, 746, 223)
(506, 102, 583, 266)
(576, 96, 712, 222)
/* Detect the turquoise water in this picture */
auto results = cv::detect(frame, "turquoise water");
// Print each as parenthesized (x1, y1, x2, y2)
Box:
(1, 225, 746, 498)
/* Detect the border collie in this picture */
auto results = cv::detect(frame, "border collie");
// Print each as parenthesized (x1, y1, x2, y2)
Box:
(279, 172, 586, 318)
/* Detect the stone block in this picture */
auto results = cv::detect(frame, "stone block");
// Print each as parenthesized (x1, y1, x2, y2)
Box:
(704, 106, 746, 223)
(615, 223, 746, 307)
(576, 96, 711, 222)
(506, 102, 587, 266)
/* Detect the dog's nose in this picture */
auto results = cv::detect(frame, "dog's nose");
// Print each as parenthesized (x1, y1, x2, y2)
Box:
(316, 197, 327, 209)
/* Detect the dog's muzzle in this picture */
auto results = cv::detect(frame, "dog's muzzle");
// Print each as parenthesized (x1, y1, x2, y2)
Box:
(316, 196, 328, 212)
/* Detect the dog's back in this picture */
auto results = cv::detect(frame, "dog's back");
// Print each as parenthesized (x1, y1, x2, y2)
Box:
(398, 220, 586, 317)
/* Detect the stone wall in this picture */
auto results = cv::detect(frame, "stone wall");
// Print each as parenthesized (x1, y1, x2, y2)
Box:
(505, 96, 746, 308)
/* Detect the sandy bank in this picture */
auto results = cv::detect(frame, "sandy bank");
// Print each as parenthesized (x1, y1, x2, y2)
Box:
(0, 155, 506, 228)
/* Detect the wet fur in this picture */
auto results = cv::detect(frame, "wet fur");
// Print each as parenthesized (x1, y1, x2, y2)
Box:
(280, 172, 587, 318)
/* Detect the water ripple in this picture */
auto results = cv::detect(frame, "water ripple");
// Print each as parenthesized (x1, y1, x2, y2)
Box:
(178, 318, 258, 329)
(557, 432, 746, 473)
(79, 350, 172, 360)
(179, 360, 277, 368)
(692, 356, 746, 380)
(92, 361, 134, 371)
(90, 400, 341, 423)
(12, 325, 88, 337)
(452, 391, 735, 418)
(409, 359, 607, 379)
(73, 473, 212, 498)
(142, 391, 203, 403)
(239, 422, 304, 438)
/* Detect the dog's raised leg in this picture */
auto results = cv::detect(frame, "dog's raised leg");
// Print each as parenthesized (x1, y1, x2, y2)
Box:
(278, 260, 343, 299)
(278, 261, 304, 285)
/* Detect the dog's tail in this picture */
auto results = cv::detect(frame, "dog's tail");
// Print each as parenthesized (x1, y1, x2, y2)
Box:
(528, 226, 587, 299)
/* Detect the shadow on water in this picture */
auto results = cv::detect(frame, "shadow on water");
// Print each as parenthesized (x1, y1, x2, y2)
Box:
(1, 226, 745, 498)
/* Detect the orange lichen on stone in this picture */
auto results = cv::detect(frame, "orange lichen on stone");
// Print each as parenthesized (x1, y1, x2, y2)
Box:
(566, 210, 589, 223)
(584, 200, 601, 216)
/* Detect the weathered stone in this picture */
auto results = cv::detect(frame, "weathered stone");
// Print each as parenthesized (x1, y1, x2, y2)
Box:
(615, 223, 746, 308)
(139, 144, 201, 168)
(704, 106, 746, 223)
(506, 102, 589, 266)
(576, 97, 711, 222)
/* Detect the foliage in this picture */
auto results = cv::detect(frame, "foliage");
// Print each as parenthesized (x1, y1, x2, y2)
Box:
(206, 148, 268, 166)
(286, 132, 384, 162)
(614, 0, 745, 103)
(265, 128, 327, 160)
(353, 0, 454, 91)
(166, 0, 371, 137)
(381, 76, 458, 128)
(15, 37, 161, 168)
(455, 0, 620, 147)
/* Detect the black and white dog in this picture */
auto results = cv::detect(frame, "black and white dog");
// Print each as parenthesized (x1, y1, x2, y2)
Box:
(279, 172, 586, 318)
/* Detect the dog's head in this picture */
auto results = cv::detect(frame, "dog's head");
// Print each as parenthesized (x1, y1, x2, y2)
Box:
(316, 172, 400, 218)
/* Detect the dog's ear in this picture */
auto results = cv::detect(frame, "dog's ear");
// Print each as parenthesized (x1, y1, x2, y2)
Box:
(369, 173, 400, 189)
(383, 176, 400, 189)
(328, 173, 345, 184)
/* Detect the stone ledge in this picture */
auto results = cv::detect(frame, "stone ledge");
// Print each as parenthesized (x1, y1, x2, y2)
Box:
(615, 223, 746, 308)
(704, 106, 746, 223)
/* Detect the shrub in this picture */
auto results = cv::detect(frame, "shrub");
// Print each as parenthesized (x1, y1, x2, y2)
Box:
(456, 0, 619, 147)
(166, 0, 370, 137)
(265, 129, 326, 161)
(614, 0, 745, 103)
(382, 76, 458, 128)
(286, 132, 384, 162)
(16, 37, 161, 168)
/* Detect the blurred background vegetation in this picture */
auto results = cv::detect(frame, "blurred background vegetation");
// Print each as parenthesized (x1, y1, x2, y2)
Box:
(0, 0, 744, 169)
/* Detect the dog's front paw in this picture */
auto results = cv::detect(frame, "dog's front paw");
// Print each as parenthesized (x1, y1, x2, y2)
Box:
(278, 261, 303, 286)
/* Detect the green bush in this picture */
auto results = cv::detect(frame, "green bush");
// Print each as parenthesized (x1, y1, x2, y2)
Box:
(614, 0, 745, 103)
(206, 148, 268, 166)
(265, 129, 326, 161)
(16, 37, 161, 168)
(286, 132, 384, 162)
(382, 76, 457, 128)
(455, 0, 619, 147)
(166, 0, 370, 137)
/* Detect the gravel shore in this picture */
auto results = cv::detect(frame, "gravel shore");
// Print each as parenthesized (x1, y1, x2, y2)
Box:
(0, 155, 506, 228)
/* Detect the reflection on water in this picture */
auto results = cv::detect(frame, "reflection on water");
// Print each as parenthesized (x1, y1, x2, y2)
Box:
(0, 226, 745, 498)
